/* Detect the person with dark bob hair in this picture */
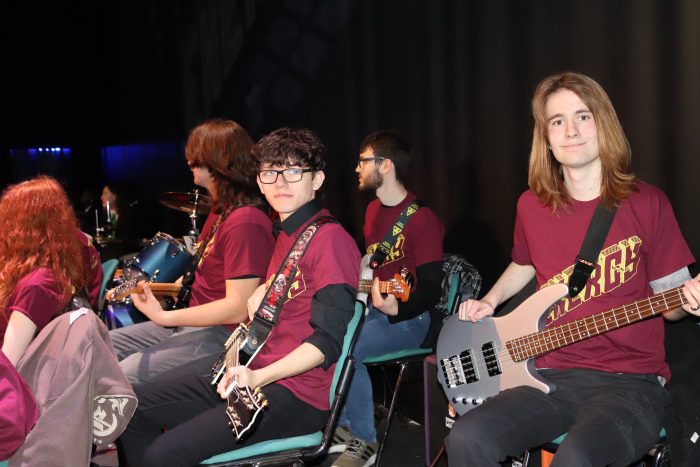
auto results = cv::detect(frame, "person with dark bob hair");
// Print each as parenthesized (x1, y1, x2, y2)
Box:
(109, 119, 275, 385)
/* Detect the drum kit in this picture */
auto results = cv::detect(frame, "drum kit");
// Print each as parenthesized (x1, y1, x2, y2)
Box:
(103, 190, 211, 330)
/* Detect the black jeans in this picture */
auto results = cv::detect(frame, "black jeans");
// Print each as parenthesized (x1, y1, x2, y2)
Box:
(119, 375, 328, 467)
(445, 368, 669, 467)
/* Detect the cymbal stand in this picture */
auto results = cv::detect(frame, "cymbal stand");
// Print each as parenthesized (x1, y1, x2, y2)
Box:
(188, 188, 202, 237)
(95, 208, 104, 238)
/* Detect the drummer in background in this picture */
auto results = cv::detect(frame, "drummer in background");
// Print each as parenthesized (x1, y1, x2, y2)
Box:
(109, 119, 275, 384)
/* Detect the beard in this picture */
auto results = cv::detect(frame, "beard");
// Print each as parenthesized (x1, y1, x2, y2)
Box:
(359, 168, 383, 191)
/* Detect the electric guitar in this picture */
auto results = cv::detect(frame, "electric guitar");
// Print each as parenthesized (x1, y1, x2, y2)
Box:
(211, 323, 268, 440)
(356, 254, 412, 305)
(437, 283, 690, 416)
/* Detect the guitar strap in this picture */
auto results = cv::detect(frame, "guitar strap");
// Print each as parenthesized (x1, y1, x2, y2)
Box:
(176, 204, 235, 307)
(240, 215, 337, 361)
(369, 199, 424, 269)
(568, 202, 618, 298)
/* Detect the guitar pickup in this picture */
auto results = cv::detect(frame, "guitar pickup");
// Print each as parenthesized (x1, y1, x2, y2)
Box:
(482, 341, 502, 377)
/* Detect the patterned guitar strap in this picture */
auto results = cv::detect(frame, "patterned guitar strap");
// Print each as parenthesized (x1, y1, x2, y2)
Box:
(176, 204, 235, 308)
(239, 215, 336, 363)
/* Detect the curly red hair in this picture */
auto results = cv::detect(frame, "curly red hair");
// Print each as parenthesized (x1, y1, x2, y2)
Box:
(0, 176, 87, 318)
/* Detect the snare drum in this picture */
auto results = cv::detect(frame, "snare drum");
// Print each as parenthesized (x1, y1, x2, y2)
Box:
(123, 232, 192, 283)
(104, 299, 149, 330)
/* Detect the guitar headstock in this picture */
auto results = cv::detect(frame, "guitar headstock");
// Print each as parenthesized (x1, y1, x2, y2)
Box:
(389, 268, 413, 303)
(226, 386, 268, 440)
(106, 278, 139, 301)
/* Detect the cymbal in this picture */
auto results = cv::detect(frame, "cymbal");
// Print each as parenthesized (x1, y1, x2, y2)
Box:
(157, 191, 211, 214)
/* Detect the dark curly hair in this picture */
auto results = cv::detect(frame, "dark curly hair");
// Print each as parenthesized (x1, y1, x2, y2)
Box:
(251, 127, 326, 172)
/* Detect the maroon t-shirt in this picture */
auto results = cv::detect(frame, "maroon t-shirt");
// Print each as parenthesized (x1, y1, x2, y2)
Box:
(189, 207, 274, 323)
(363, 192, 444, 288)
(512, 183, 694, 381)
(249, 209, 360, 411)
(1, 268, 64, 343)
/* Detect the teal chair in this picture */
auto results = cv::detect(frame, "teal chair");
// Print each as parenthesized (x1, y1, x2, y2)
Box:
(521, 429, 669, 466)
(199, 300, 365, 466)
(364, 254, 481, 466)
(99, 258, 120, 307)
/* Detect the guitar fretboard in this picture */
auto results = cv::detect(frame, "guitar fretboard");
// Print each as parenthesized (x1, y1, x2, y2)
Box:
(506, 287, 688, 362)
(357, 279, 398, 295)
(108, 278, 181, 301)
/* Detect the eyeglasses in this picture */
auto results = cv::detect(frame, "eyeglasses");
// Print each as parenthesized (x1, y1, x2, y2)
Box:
(258, 168, 314, 184)
(356, 157, 385, 168)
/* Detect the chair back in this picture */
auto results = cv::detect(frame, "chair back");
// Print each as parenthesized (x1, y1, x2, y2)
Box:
(314, 300, 365, 457)
(99, 259, 120, 306)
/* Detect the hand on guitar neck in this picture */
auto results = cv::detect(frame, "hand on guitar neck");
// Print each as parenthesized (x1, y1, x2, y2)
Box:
(110, 281, 179, 326)
(213, 323, 268, 440)
(356, 254, 412, 313)
(106, 278, 181, 302)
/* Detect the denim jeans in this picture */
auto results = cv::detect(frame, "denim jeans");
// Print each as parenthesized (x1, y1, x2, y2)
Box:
(337, 305, 430, 442)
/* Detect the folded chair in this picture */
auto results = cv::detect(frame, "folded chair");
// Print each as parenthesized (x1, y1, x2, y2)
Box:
(363, 253, 481, 466)
(199, 300, 365, 467)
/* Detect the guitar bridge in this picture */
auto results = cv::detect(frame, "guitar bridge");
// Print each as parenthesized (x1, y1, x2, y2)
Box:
(440, 349, 479, 388)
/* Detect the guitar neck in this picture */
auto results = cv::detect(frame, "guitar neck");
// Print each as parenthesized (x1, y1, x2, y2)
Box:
(108, 279, 182, 301)
(357, 279, 395, 294)
(508, 286, 688, 362)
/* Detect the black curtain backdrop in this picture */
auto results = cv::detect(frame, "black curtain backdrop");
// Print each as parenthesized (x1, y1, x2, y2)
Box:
(214, 0, 700, 288)
(4, 0, 699, 289)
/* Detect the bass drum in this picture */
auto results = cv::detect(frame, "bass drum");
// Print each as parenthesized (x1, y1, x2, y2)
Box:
(123, 232, 192, 283)
(104, 299, 149, 330)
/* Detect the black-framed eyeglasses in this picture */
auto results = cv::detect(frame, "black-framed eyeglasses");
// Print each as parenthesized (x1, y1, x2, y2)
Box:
(258, 168, 314, 184)
(356, 157, 385, 168)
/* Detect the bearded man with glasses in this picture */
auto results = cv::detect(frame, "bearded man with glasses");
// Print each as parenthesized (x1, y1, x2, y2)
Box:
(331, 130, 445, 467)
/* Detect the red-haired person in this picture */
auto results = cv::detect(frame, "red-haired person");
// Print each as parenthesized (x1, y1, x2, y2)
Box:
(110, 119, 275, 384)
(0, 176, 91, 366)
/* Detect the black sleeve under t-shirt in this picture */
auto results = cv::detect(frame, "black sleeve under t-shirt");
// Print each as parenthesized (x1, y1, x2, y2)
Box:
(304, 283, 356, 369)
(389, 260, 443, 324)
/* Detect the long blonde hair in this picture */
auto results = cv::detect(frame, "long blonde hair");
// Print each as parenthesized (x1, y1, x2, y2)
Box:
(528, 72, 636, 210)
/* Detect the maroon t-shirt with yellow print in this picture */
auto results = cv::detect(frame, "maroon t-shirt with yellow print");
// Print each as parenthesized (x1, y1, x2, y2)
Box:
(363, 192, 444, 288)
(512, 183, 694, 382)
(249, 208, 360, 411)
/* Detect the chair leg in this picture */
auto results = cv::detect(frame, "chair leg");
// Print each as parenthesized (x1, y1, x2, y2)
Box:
(374, 362, 408, 467)
(423, 358, 430, 466)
